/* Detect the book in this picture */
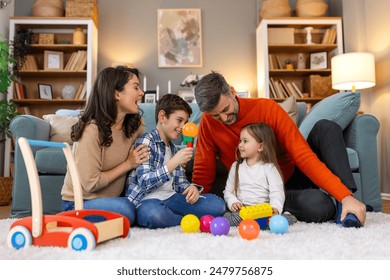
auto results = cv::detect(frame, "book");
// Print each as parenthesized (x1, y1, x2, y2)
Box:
(279, 79, 293, 97)
(76, 51, 87, 71)
(78, 82, 87, 100)
(291, 82, 304, 98)
(74, 83, 83, 99)
(65, 52, 77, 70)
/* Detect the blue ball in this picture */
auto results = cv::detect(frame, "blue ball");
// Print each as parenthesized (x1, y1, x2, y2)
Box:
(269, 215, 288, 234)
(210, 217, 230, 236)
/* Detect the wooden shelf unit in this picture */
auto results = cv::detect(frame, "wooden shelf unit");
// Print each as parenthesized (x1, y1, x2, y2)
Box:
(8, 17, 98, 117)
(256, 17, 343, 104)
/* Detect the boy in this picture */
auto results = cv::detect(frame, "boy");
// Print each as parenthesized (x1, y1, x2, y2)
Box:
(125, 94, 225, 229)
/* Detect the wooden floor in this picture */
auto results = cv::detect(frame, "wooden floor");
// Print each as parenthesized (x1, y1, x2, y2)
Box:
(1, 200, 390, 219)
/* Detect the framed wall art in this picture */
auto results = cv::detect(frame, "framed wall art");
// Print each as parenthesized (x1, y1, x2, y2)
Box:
(38, 83, 53, 99)
(310, 51, 327, 70)
(178, 90, 196, 103)
(143, 91, 157, 104)
(44, 50, 64, 70)
(157, 9, 202, 68)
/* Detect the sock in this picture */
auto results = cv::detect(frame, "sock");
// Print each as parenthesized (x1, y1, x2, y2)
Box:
(335, 202, 361, 228)
(223, 211, 242, 227)
(282, 211, 298, 225)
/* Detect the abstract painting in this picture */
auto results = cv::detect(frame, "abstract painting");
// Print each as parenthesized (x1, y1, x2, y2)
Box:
(157, 9, 202, 68)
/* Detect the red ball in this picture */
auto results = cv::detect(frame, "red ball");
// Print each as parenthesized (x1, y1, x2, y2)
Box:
(199, 215, 214, 233)
(238, 219, 260, 240)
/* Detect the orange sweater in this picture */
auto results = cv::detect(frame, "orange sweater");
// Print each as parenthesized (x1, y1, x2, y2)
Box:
(192, 97, 352, 202)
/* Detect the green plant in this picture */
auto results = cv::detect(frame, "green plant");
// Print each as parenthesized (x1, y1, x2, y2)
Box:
(0, 35, 20, 138)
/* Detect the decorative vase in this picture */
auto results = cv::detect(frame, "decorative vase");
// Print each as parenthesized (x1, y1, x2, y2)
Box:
(73, 27, 85, 45)
(32, 0, 65, 17)
(304, 27, 314, 44)
(297, 53, 306, 69)
(61, 85, 77, 99)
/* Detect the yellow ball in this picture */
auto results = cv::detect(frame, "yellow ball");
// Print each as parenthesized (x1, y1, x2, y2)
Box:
(181, 214, 200, 233)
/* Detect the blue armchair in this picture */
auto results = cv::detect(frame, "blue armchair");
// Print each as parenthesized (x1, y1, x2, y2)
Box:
(9, 99, 382, 218)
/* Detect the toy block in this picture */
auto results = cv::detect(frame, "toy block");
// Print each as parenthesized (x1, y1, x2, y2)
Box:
(239, 203, 273, 220)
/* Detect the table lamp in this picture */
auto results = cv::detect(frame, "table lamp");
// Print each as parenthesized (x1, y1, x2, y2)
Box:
(331, 52, 376, 92)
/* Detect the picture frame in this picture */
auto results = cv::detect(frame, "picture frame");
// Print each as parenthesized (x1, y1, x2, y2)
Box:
(178, 90, 196, 103)
(44, 50, 64, 70)
(143, 91, 157, 104)
(310, 51, 327, 70)
(38, 83, 53, 99)
(157, 9, 203, 68)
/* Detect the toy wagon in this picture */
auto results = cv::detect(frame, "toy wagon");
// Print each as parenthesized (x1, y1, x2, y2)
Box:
(7, 138, 130, 251)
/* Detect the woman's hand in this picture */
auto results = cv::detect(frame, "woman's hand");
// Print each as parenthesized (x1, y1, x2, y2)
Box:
(128, 144, 150, 170)
(231, 202, 243, 212)
(183, 185, 199, 204)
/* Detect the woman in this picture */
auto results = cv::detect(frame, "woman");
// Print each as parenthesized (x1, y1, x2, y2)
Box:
(61, 66, 150, 225)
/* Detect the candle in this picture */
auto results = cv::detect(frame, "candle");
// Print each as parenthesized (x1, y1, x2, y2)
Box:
(143, 76, 147, 92)
(156, 85, 160, 101)
(168, 80, 171, 94)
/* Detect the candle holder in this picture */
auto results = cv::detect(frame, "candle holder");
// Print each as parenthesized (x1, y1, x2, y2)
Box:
(304, 27, 314, 44)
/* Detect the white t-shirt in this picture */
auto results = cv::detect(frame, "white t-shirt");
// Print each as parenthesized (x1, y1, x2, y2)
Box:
(223, 159, 285, 214)
(144, 145, 176, 201)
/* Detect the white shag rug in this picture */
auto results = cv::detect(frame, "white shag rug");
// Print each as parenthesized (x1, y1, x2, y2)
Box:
(1, 212, 390, 260)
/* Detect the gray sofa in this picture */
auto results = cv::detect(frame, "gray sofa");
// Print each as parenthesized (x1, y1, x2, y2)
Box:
(9, 99, 382, 218)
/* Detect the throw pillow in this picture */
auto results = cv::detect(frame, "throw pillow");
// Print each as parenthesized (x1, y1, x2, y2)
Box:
(279, 95, 298, 124)
(299, 91, 361, 139)
(42, 114, 79, 144)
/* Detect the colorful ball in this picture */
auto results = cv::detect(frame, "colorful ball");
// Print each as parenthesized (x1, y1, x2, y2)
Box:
(238, 219, 260, 240)
(182, 122, 198, 138)
(210, 217, 230, 236)
(199, 215, 214, 233)
(181, 214, 200, 233)
(269, 215, 288, 234)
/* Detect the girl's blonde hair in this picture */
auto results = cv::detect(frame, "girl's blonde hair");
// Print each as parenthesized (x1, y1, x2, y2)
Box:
(234, 122, 283, 195)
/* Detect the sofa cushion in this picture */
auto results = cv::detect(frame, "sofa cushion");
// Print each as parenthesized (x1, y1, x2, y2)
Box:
(279, 95, 298, 124)
(43, 114, 79, 144)
(35, 147, 67, 174)
(298, 91, 361, 139)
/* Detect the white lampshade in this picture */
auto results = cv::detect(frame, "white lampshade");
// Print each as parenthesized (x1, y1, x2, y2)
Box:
(331, 52, 376, 91)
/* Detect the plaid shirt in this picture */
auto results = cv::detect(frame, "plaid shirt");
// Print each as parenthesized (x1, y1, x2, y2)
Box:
(125, 128, 191, 206)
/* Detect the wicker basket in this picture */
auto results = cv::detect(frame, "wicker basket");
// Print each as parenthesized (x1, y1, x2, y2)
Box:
(303, 75, 337, 98)
(0, 177, 13, 206)
(66, 0, 98, 26)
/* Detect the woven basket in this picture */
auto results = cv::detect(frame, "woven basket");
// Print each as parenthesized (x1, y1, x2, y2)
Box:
(66, 0, 98, 26)
(0, 177, 13, 206)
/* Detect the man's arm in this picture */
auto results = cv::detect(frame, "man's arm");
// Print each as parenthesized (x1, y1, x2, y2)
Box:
(192, 116, 217, 193)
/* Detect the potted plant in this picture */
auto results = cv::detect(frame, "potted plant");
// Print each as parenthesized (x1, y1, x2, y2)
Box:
(0, 35, 19, 204)
(285, 58, 294, 70)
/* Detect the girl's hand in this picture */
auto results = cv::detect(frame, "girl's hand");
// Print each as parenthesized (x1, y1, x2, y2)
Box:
(183, 185, 199, 204)
(272, 207, 279, 215)
(128, 144, 150, 169)
(231, 202, 243, 212)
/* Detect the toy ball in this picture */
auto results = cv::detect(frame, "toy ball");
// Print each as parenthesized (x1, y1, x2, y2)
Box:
(269, 215, 288, 234)
(181, 214, 200, 233)
(210, 217, 230, 236)
(238, 219, 260, 240)
(182, 122, 198, 138)
(199, 215, 214, 233)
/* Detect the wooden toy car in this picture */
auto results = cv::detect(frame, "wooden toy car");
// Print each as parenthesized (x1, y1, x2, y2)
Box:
(7, 138, 130, 251)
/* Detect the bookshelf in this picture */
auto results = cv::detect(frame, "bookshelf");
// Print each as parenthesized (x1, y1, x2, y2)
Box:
(8, 17, 98, 118)
(3, 17, 97, 177)
(256, 17, 343, 104)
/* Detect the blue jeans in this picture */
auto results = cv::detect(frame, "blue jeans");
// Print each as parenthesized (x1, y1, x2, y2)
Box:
(62, 197, 136, 225)
(136, 193, 226, 229)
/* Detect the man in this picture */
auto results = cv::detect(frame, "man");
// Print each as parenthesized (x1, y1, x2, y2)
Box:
(192, 71, 366, 226)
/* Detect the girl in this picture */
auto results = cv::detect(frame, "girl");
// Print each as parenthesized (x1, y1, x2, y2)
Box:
(223, 122, 294, 226)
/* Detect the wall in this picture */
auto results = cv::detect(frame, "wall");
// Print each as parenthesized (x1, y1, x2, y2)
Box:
(0, 1, 14, 37)
(342, 0, 390, 197)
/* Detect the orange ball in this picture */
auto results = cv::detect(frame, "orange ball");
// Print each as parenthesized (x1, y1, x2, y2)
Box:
(182, 122, 198, 138)
(238, 219, 260, 240)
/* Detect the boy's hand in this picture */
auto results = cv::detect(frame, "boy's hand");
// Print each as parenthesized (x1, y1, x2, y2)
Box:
(168, 147, 193, 171)
(183, 185, 199, 204)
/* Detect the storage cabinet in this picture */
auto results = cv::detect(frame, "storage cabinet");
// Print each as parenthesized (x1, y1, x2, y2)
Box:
(8, 17, 98, 117)
(256, 17, 343, 104)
